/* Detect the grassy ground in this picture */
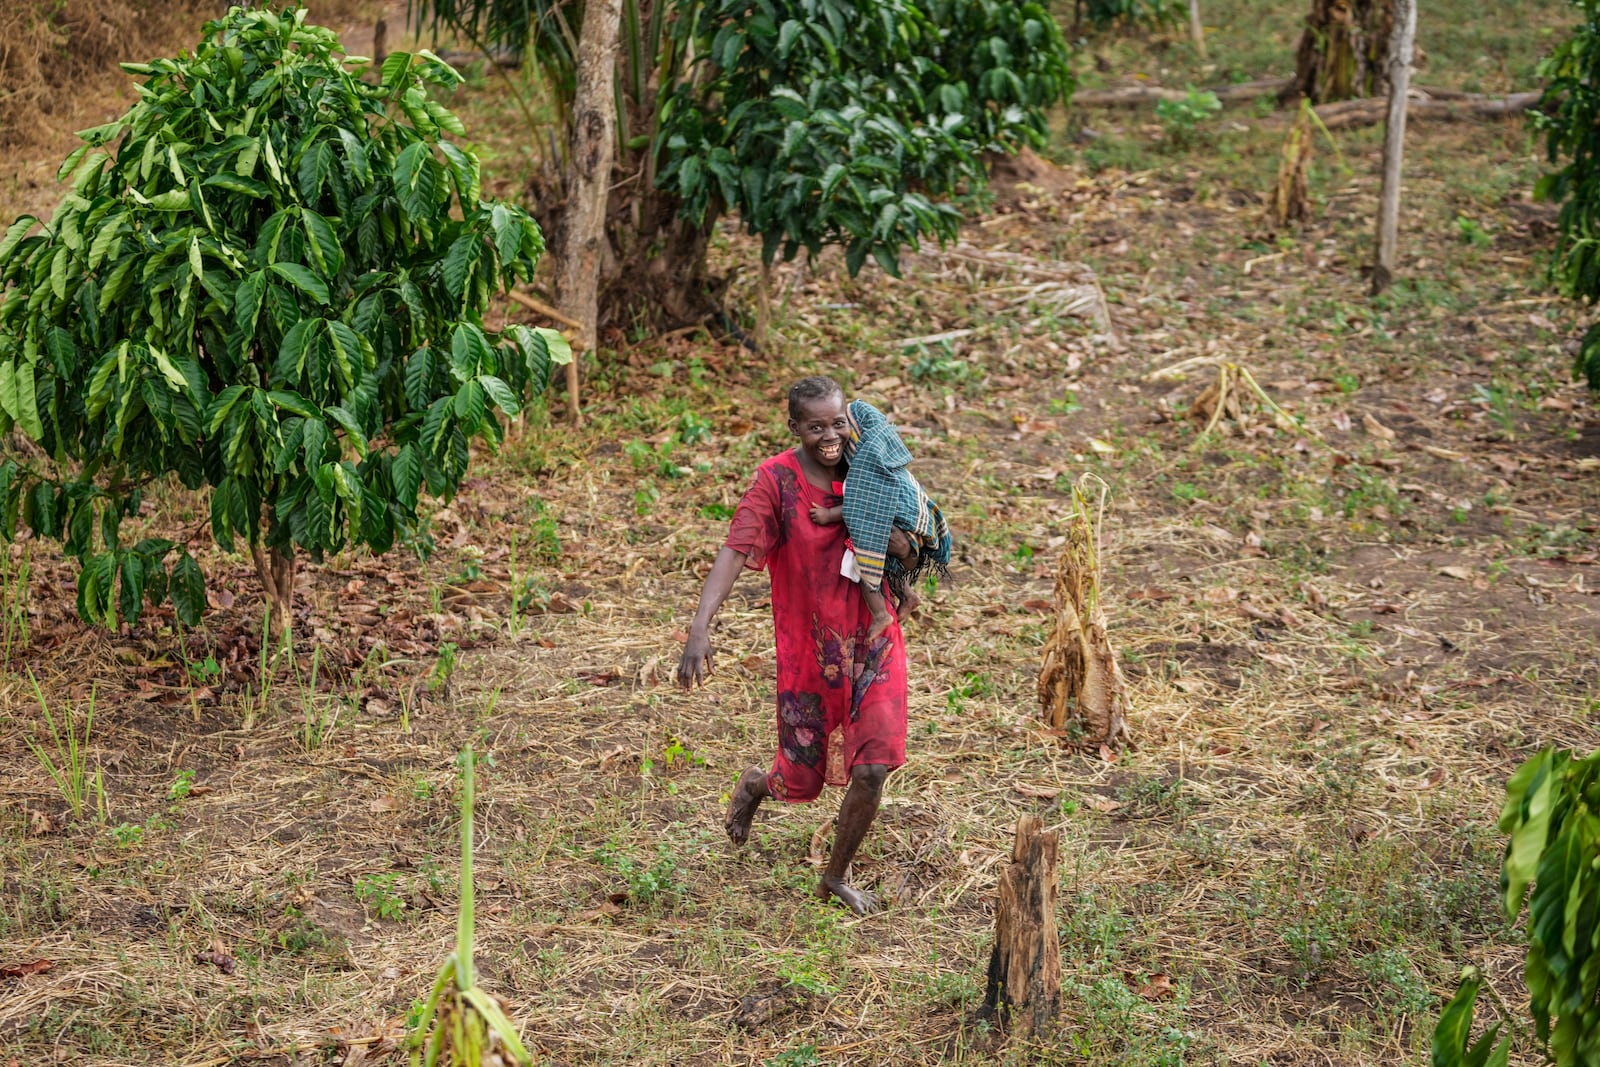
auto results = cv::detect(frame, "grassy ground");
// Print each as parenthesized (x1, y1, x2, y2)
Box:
(4, 2, 1600, 1065)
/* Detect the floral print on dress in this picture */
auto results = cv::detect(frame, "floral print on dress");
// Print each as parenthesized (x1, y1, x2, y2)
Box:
(848, 634, 893, 723)
(811, 613, 855, 689)
(770, 461, 805, 542)
(777, 689, 826, 768)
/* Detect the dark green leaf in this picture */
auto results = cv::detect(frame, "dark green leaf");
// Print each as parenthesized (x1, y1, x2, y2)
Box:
(269, 262, 331, 304)
(169, 551, 205, 626)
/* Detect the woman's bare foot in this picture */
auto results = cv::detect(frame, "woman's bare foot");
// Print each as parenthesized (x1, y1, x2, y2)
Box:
(724, 768, 769, 846)
(898, 587, 922, 616)
(818, 871, 879, 915)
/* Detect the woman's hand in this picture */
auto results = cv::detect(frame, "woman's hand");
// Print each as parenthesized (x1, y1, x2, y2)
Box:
(677, 546, 747, 689)
(677, 625, 715, 688)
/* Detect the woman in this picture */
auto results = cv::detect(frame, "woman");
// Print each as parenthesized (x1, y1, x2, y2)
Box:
(677, 376, 915, 915)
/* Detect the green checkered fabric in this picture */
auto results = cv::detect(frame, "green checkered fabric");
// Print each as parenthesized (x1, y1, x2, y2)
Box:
(842, 399, 952, 596)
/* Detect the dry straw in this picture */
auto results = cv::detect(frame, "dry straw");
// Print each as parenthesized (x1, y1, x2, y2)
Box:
(1038, 473, 1130, 751)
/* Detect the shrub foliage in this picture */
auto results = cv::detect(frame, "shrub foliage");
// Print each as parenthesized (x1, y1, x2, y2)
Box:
(0, 7, 565, 628)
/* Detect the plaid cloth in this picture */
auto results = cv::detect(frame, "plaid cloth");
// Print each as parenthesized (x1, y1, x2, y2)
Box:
(842, 399, 952, 597)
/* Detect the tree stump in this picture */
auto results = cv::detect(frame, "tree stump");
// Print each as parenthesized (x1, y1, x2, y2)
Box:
(1288, 0, 1393, 104)
(981, 815, 1061, 1037)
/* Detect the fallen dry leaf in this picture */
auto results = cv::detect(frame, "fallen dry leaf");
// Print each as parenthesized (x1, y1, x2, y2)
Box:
(1423, 445, 1467, 461)
(1437, 566, 1474, 581)
(194, 941, 236, 975)
(1013, 782, 1061, 800)
(369, 796, 400, 813)
(0, 959, 53, 980)
(1136, 973, 1174, 999)
(1362, 413, 1397, 441)
(1129, 587, 1175, 601)
(1021, 598, 1054, 612)
(808, 821, 832, 867)
(572, 901, 623, 923)
(1086, 795, 1123, 813)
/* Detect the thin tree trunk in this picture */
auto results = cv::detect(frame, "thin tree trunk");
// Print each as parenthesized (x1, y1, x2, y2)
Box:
(1371, 0, 1417, 296)
(981, 815, 1061, 1037)
(249, 543, 295, 637)
(754, 258, 772, 350)
(373, 18, 388, 70)
(1188, 0, 1206, 59)
(554, 0, 623, 426)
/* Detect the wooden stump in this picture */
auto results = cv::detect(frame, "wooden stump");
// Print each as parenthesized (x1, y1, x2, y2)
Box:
(981, 815, 1061, 1037)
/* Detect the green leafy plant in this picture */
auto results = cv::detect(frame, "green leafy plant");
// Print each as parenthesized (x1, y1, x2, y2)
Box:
(1432, 968, 1510, 1067)
(108, 822, 144, 848)
(167, 769, 196, 802)
(0, 8, 568, 632)
(594, 841, 687, 906)
(1155, 88, 1223, 148)
(1432, 746, 1600, 1066)
(1455, 215, 1493, 248)
(355, 871, 409, 921)
(405, 749, 532, 1066)
(429, 641, 459, 693)
(1535, 3, 1600, 389)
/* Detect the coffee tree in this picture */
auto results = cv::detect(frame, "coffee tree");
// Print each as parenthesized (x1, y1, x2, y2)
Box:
(1537, 0, 1600, 390)
(411, 0, 1074, 323)
(0, 7, 567, 632)
(658, 0, 1074, 277)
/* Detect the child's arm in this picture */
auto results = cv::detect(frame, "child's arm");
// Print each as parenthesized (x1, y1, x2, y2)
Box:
(810, 503, 843, 525)
(861, 580, 894, 640)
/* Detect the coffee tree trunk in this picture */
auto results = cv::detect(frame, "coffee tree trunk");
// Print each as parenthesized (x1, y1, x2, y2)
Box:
(1289, 0, 1393, 103)
(981, 815, 1061, 1037)
(1371, 0, 1417, 296)
(553, 0, 623, 425)
(250, 543, 295, 636)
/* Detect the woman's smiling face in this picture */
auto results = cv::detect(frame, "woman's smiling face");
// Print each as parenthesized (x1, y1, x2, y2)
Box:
(789, 392, 848, 470)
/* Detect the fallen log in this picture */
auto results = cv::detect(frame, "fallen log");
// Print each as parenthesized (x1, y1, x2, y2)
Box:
(1072, 78, 1291, 108)
(1314, 90, 1541, 130)
(1071, 79, 1541, 127)
(980, 815, 1061, 1037)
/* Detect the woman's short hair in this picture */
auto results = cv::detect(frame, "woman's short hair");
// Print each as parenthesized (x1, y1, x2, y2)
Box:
(787, 376, 844, 421)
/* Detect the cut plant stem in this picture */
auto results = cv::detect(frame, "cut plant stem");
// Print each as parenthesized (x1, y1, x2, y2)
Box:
(1037, 475, 1130, 751)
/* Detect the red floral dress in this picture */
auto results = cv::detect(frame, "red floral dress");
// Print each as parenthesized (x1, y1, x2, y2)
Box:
(725, 449, 909, 803)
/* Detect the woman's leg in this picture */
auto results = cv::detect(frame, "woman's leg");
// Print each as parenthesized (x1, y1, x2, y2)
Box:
(819, 763, 888, 915)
